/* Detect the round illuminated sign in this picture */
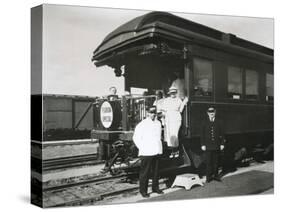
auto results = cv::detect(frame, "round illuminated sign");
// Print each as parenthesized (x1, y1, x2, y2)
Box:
(100, 101, 113, 128)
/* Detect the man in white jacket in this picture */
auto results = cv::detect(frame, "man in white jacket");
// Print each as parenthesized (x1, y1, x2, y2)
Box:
(133, 106, 164, 198)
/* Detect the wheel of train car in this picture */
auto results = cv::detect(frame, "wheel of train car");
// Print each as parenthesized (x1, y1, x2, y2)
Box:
(99, 100, 122, 130)
(112, 140, 126, 165)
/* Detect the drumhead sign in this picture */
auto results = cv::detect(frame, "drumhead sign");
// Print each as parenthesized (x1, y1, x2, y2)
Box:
(100, 101, 113, 128)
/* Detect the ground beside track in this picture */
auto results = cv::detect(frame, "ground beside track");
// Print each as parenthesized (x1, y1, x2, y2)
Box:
(105, 161, 273, 205)
(31, 139, 98, 160)
(32, 139, 274, 207)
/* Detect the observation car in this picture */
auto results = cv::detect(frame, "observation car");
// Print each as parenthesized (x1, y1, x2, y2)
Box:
(89, 12, 273, 175)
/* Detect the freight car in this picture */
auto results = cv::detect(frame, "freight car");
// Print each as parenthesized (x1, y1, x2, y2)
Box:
(90, 12, 273, 175)
(42, 94, 97, 141)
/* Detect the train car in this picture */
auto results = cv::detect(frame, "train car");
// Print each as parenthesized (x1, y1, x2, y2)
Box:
(91, 12, 274, 175)
(42, 94, 97, 141)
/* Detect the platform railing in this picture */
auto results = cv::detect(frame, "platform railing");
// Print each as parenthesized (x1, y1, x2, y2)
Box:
(122, 95, 156, 131)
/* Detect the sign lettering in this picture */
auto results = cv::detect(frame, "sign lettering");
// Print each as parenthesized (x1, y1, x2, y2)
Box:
(100, 101, 113, 128)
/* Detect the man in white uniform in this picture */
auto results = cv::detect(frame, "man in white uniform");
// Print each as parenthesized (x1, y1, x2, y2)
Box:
(133, 106, 164, 198)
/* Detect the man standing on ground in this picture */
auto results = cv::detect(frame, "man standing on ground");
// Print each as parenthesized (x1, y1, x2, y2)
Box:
(200, 107, 225, 183)
(133, 106, 164, 198)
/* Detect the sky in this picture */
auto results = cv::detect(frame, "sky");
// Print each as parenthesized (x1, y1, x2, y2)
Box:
(42, 4, 274, 97)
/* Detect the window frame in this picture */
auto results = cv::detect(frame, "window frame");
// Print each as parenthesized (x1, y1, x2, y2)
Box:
(265, 73, 274, 102)
(245, 69, 259, 101)
(192, 57, 214, 98)
(227, 66, 243, 100)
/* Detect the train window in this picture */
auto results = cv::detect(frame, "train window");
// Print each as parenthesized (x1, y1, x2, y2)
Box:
(193, 58, 213, 96)
(266, 73, 273, 101)
(227, 66, 243, 99)
(245, 70, 259, 100)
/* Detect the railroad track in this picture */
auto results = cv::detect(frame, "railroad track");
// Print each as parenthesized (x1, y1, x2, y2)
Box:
(43, 173, 139, 207)
(42, 154, 103, 171)
(43, 173, 130, 192)
(52, 186, 140, 207)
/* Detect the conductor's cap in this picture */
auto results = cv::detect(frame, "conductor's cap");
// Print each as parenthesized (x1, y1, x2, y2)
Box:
(207, 107, 215, 113)
(148, 106, 157, 114)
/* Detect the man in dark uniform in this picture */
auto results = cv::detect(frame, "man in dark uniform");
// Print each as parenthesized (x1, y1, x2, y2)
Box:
(200, 107, 225, 182)
(108, 86, 118, 101)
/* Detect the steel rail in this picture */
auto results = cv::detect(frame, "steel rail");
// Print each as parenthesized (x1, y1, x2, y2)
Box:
(43, 173, 130, 192)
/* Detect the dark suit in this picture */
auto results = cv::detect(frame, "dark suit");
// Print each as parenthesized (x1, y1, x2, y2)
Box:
(200, 118, 224, 180)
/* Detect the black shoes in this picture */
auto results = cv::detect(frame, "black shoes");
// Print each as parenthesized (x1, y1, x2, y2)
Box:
(214, 177, 222, 182)
(152, 189, 164, 194)
(206, 176, 222, 183)
(140, 189, 164, 197)
(206, 178, 212, 183)
(141, 193, 150, 198)
(214, 175, 222, 182)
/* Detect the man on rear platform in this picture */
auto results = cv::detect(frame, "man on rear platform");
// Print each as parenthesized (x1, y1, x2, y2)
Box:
(200, 107, 225, 183)
(133, 106, 164, 198)
(107, 86, 118, 101)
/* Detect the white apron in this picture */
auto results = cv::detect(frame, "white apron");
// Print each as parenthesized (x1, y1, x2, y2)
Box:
(163, 97, 183, 147)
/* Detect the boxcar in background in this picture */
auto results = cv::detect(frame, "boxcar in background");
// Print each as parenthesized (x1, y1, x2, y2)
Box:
(42, 94, 96, 141)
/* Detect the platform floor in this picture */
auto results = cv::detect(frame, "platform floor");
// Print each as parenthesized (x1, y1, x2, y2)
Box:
(108, 161, 274, 204)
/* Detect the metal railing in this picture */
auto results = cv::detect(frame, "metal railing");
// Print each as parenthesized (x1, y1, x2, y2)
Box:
(125, 95, 156, 130)
(78, 95, 190, 134)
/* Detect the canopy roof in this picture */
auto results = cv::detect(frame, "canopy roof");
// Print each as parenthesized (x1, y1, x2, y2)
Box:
(92, 11, 273, 65)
